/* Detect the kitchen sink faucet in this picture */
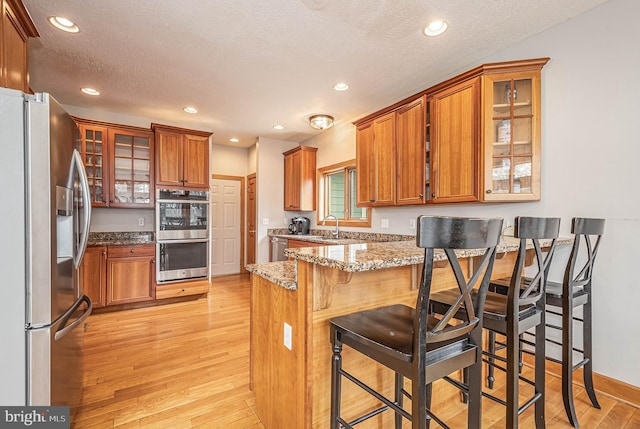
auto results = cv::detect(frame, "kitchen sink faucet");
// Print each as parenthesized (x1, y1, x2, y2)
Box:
(323, 215, 339, 238)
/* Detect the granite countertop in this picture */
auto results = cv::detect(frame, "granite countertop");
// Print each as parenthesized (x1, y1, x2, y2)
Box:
(246, 261, 297, 290)
(88, 232, 155, 246)
(248, 236, 572, 290)
(286, 237, 572, 272)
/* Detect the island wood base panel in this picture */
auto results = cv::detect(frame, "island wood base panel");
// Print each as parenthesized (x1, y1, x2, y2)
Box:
(250, 253, 520, 429)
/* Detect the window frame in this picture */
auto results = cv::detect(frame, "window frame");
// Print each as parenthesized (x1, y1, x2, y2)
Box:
(317, 159, 371, 227)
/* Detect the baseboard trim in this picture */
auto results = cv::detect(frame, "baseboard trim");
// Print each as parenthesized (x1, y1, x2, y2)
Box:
(523, 355, 640, 408)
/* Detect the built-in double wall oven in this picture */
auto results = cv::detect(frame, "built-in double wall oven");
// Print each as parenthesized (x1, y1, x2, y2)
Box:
(156, 189, 209, 283)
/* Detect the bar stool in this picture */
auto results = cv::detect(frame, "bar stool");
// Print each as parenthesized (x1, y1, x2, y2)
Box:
(515, 217, 605, 427)
(431, 216, 560, 429)
(329, 216, 503, 429)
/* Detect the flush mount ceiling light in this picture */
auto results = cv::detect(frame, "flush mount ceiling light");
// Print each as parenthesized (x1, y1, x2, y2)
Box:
(48, 16, 80, 33)
(273, 124, 285, 130)
(309, 115, 334, 130)
(333, 82, 350, 91)
(80, 87, 100, 96)
(229, 138, 239, 143)
(423, 20, 448, 37)
(183, 106, 198, 114)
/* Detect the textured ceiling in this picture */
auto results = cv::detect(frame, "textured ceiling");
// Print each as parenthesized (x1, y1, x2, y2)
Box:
(23, 0, 609, 148)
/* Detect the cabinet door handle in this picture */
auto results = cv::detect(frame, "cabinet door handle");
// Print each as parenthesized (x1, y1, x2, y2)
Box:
(130, 249, 135, 253)
(369, 199, 375, 203)
(419, 193, 424, 198)
(102, 251, 106, 256)
(486, 189, 492, 194)
(432, 193, 436, 198)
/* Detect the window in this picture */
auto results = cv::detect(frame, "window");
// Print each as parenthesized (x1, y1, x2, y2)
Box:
(317, 160, 371, 227)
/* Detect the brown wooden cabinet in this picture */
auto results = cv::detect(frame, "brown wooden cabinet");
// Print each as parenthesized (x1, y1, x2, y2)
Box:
(481, 61, 547, 201)
(106, 244, 155, 306)
(153, 124, 212, 190)
(396, 95, 427, 205)
(0, 0, 38, 93)
(283, 146, 317, 211)
(287, 239, 324, 249)
(429, 77, 481, 204)
(80, 246, 107, 308)
(75, 118, 154, 208)
(353, 58, 548, 207)
(355, 112, 396, 207)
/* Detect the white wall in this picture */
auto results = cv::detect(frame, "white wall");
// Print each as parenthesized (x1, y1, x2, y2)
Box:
(211, 144, 249, 177)
(254, 137, 306, 262)
(301, 0, 640, 387)
(248, 143, 257, 174)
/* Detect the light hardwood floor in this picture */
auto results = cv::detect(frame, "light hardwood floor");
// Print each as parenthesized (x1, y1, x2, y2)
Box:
(74, 273, 639, 428)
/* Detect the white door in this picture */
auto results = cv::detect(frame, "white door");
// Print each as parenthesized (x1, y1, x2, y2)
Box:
(210, 178, 241, 275)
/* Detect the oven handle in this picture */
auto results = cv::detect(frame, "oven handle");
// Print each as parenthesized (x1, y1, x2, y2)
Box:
(156, 199, 209, 204)
(157, 238, 209, 244)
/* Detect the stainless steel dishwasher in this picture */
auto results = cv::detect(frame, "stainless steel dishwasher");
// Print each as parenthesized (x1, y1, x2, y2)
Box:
(270, 237, 288, 261)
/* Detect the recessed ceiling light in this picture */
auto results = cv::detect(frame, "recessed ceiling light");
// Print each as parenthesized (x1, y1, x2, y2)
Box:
(80, 87, 100, 96)
(423, 20, 448, 37)
(183, 106, 198, 114)
(333, 82, 350, 91)
(48, 16, 80, 33)
(273, 124, 285, 130)
(229, 138, 239, 143)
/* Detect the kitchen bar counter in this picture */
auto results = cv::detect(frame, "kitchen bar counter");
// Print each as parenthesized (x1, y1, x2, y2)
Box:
(249, 235, 572, 429)
(247, 236, 570, 290)
(247, 260, 296, 290)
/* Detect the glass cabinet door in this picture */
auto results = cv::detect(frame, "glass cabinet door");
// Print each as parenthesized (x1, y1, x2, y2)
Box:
(484, 71, 541, 201)
(110, 130, 153, 207)
(80, 125, 108, 207)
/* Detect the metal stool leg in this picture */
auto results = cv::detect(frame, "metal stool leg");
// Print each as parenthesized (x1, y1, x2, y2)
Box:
(330, 338, 343, 429)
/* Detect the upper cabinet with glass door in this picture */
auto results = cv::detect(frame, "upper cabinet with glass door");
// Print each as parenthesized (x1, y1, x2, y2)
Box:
(74, 118, 154, 208)
(109, 129, 154, 208)
(482, 58, 549, 201)
(78, 124, 108, 207)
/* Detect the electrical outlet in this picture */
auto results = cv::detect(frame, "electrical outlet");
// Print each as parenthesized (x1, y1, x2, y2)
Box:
(503, 219, 514, 237)
(283, 322, 292, 350)
(138, 218, 144, 227)
(409, 219, 416, 229)
(381, 219, 389, 228)
(262, 218, 269, 225)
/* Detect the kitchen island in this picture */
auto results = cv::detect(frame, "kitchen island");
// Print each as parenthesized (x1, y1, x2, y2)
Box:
(247, 237, 568, 429)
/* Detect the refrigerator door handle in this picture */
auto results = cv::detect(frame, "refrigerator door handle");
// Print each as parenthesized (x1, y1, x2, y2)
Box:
(54, 295, 92, 341)
(72, 149, 92, 268)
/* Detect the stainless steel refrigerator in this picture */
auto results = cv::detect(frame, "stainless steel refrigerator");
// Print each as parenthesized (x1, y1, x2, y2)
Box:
(0, 87, 92, 413)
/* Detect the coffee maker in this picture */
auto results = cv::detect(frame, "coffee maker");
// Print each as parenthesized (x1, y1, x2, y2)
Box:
(288, 217, 310, 235)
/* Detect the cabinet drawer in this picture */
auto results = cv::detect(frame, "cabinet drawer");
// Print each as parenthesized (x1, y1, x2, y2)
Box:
(288, 239, 324, 249)
(155, 280, 209, 299)
(107, 244, 155, 258)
